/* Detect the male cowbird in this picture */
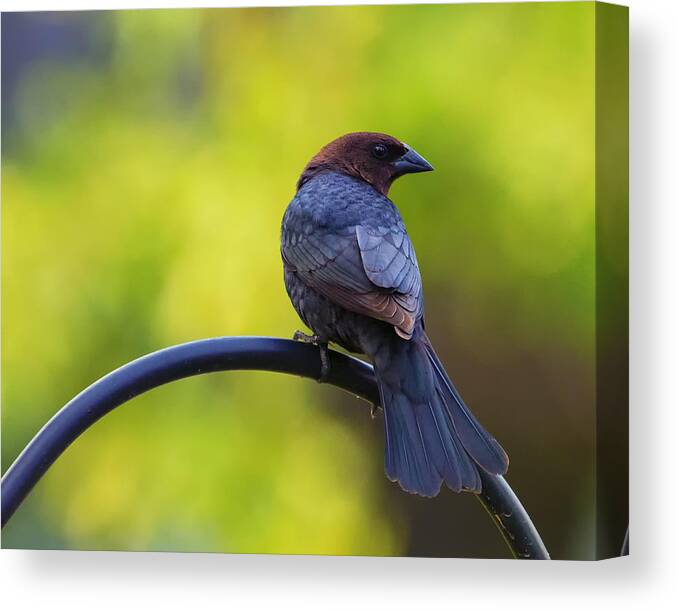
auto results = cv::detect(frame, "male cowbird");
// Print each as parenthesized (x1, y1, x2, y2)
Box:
(281, 132, 508, 496)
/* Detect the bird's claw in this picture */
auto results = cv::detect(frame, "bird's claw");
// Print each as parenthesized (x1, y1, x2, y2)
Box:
(370, 403, 382, 419)
(293, 330, 318, 344)
(293, 330, 330, 383)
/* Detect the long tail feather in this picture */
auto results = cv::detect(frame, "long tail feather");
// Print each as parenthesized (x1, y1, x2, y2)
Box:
(422, 335, 509, 475)
(375, 331, 507, 497)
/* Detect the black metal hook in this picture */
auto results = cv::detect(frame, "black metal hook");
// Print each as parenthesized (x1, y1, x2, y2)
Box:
(0, 336, 550, 559)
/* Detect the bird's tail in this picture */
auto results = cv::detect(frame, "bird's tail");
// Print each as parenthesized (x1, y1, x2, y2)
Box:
(372, 331, 508, 497)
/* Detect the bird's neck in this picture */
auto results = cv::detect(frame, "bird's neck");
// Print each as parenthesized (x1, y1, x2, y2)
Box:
(297, 164, 391, 196)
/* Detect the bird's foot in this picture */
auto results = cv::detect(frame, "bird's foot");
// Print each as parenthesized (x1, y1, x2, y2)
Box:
(293, 330, 318, 344)
(370, 403, 382, 419)
(317, 342, 330, 383)
(293, 330, 330, 383)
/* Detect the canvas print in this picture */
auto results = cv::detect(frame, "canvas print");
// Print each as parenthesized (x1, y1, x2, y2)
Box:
(1, 2, 628, 560)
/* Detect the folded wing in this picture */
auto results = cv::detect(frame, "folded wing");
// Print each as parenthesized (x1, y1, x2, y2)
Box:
(282, 223, 423, 339)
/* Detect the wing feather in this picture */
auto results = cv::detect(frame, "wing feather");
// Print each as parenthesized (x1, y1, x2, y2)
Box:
(283, 218, 423, 338)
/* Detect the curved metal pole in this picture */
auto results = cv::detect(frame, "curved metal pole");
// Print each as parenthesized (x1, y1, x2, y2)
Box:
(0, 336, 549, 559)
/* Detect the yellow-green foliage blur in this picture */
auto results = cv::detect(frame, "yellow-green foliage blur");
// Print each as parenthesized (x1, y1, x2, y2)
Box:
(3, 3, 608, 558)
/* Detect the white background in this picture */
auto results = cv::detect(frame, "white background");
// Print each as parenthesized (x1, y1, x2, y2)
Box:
(1, 0, 676, 608)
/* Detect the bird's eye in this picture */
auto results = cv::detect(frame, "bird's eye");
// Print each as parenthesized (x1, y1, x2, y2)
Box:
(372, 144, 388, 159)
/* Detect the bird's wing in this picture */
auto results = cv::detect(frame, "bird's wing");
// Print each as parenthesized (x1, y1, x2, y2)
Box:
(355, 224, 423, 336)
(283, 223, 422, 339)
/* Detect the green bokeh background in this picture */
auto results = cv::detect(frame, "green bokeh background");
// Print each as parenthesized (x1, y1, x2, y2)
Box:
(2, 3, 606, 558)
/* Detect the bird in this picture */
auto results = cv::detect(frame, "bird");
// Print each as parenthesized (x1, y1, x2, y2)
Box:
(280, 132, 508, 497)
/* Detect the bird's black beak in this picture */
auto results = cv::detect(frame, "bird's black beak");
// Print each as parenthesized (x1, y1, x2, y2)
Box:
(391, 145, 434, 175)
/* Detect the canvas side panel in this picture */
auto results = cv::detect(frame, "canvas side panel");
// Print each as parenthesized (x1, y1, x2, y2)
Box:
(594, 1, 629, 560)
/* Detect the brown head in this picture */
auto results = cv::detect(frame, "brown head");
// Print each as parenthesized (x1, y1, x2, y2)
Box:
(298, 132, 434, 196)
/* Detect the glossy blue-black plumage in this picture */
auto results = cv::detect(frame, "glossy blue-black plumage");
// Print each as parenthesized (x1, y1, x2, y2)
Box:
(281, 170, 508, 496)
